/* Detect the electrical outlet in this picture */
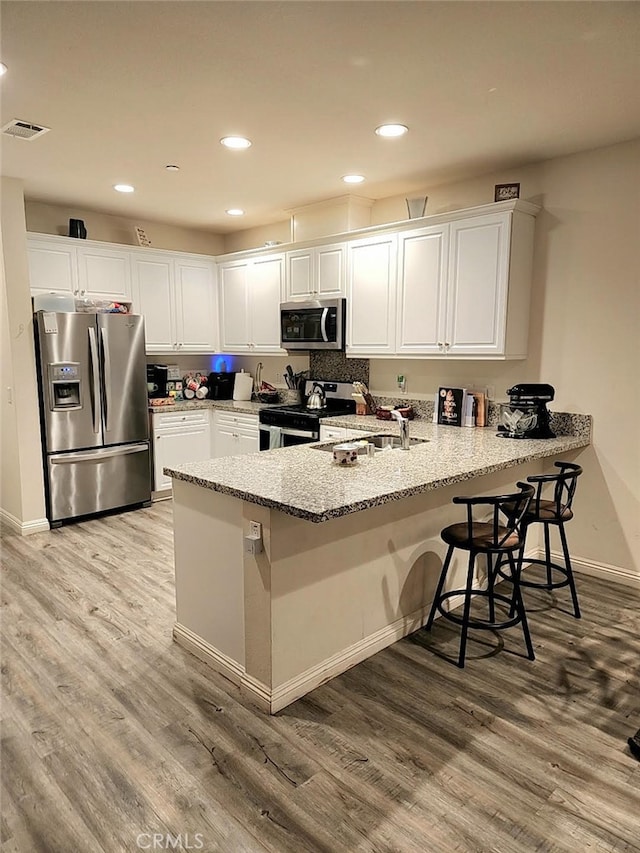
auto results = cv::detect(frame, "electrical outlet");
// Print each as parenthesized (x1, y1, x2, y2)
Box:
(487, 385, 496, 401)
(396, 374, 407, 393)
(249, 521, 261, 539)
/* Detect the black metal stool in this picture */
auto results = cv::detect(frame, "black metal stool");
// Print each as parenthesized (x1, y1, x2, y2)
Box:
(425, 482, 535, 668)
(500, 462, 583, 618)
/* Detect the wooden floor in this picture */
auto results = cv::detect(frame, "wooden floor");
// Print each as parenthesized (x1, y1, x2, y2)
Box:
(1, 501, 639, 853)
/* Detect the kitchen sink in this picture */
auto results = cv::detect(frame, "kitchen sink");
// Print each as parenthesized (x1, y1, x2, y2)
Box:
(312, 433, 428, 453)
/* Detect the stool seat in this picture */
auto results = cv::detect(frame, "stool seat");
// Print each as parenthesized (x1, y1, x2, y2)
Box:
(442, 522, 521, 551)
(425, 481, 536, 668)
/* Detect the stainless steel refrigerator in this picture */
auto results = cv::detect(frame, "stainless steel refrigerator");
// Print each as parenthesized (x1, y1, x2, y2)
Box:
(34, 311, 151, 526)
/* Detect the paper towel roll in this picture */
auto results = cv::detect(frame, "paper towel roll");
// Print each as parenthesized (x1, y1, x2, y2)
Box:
(233, 371, 253, 401)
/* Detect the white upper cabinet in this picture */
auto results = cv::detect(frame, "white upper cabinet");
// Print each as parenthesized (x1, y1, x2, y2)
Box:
(396, 224, 449, 355)
(174, 258, 218, 353)
(77, 245, 131, 300)
(394, 207, 536, 359)
(347, 234, 397, 355)
(131, 254, 175, 352)
(250, 254, 285, 351)
(285, 242, 346, 300)
(27, 238, 79, 295)
(219, 261, 250, 352)
(130, 251, 217, 354)
(219, 253, 285, 353)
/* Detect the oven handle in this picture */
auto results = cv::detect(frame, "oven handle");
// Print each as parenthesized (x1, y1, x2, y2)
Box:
(259, 425, 317, 439)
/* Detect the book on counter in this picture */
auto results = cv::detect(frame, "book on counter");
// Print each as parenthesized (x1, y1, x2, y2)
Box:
(436, 387, 466, 426)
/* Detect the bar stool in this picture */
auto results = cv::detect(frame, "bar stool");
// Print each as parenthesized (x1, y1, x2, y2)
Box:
(499, 462, 583, 618)
(425, 482, 535, 668)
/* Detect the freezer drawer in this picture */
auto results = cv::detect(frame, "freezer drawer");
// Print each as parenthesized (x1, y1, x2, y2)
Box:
(47, 443, 151, 523)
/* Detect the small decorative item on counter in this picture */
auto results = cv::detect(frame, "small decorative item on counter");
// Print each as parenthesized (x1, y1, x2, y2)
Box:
(376, 405, 415, 421)
(149, 397, 175, 408)
(332, 443, 359, 466)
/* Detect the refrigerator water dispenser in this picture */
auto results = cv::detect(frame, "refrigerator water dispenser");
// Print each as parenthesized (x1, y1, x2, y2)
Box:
(48, 363, 81, 410)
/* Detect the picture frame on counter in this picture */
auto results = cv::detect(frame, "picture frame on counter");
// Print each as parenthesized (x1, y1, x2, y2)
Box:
(494, 182, 520, 202)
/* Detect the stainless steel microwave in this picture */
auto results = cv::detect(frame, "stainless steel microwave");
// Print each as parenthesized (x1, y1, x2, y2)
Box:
(280, 298, 346, 350)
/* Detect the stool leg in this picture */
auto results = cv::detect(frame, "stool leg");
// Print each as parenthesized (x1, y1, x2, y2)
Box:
(543, 523, 553, 588)
(508, 544, 525, 619)
(487, 553, 495, 624)
(457, 551, 477, 668)
(558, 521, 581, 619)
(508, 552, 535, 661)
(425, 545, 454, 631)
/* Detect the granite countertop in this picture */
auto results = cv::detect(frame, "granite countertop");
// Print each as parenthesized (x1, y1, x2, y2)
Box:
(149, 399, 272, 415)
(164, 413, 592, 523)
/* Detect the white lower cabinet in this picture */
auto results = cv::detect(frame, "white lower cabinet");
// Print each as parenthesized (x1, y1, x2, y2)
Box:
(319, 424, 366, 442)
(152, 410, 212, 493)
(213, 411, 259, 458)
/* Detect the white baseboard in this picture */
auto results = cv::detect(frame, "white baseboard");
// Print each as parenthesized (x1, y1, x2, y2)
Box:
(0, 508, 49, 536)
(269, 605, 430, 713)
(539, 548, 640, 589)
(172, 623, 244, 686)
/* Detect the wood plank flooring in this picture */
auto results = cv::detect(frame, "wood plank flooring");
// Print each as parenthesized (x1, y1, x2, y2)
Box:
(1, 501, 638, 852)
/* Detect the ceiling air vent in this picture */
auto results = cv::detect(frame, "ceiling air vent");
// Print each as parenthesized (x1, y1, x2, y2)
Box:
(2, 119, 50, 141)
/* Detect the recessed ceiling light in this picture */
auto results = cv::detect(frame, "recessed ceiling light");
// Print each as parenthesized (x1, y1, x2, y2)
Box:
(342, 174, 365, 184)
(225, 208, 244, 216)
(113, 184, 135, 193)
(220, 136, 252, 149)
(0, 63, 7, 77)
(165, 164, 180, 171)
(375, 123, 409, 138)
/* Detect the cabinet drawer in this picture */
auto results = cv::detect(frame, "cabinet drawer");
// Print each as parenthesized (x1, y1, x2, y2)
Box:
(152, 410, 210, 429)
(214, 411, 259, 431)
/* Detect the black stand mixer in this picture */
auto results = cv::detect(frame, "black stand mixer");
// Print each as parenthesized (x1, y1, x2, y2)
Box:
(497, 383, 556, 439)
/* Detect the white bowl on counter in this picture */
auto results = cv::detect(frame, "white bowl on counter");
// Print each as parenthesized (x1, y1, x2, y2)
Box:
(332, 443, 359, 466)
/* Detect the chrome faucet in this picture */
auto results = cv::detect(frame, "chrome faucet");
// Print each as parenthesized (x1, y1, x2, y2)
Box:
(390, 409, 410, 450)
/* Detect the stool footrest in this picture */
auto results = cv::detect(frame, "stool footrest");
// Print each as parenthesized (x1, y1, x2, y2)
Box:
(436, 590, 522, 632)
(497, 558, 571, 591)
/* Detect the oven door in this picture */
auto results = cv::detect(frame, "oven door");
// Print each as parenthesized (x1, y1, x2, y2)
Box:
(259, 425, 319, 451)
(280, 299, 345, 350)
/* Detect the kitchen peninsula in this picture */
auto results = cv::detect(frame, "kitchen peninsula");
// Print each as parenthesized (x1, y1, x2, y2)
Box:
(166, 414, 591, 713)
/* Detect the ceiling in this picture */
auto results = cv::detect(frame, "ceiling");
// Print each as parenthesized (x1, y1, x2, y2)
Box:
(1, 1, 638, 234)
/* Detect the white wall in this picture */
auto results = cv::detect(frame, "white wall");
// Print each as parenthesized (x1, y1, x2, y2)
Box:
(25, 200, 224, 255)
(370, 139, 640, 581)
(0, 178, 48, 532)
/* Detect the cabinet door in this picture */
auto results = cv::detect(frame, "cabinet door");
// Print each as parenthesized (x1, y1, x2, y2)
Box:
(153, 422, 211, 491)
(316, 243, 346, 297)
(27, 239, 78, 295)
(237, 429, 259, 455)
(219, 262, 251, 352)
(175, 259, 217, 352)
(286, 249, 314, 299)
(396, 225, 448, 355)
(131, 255, 176, 353)
(249, 255, 285, 352)
(347, 235, 397, 355)
(77, 245, 131, 299)
(446, 213, 510, 356)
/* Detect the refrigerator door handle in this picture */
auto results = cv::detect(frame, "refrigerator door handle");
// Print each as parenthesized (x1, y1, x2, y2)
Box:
(88, 326, 101, 434)
(50, 444, 148, 464)
(101, 327, 112, 432)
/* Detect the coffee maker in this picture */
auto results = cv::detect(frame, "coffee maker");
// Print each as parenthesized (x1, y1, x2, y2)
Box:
(146, 364, 168, 398)
(498, 383, 555, 439)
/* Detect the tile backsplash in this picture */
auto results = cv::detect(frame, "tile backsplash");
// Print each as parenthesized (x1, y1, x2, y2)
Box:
(310, 351, 369, 385)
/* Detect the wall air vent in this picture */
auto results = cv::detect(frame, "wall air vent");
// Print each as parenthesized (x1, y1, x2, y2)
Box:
(2, 119, 51, 140)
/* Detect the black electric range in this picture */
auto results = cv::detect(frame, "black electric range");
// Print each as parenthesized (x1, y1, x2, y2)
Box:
(259, 381, 356, 449)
